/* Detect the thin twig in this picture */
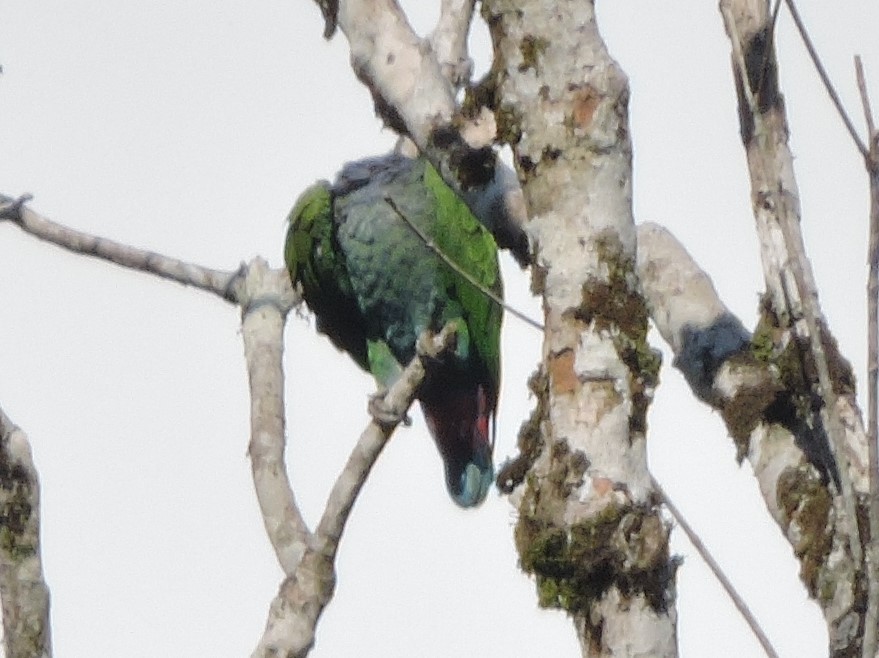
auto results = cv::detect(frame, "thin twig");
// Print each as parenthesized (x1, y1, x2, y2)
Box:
(384, 195, 543, 331)
(856, 57, 877, 148)
(0, 193, 242, 302)
(652, 477, 780, 658)
(784, 0, 869, 158)
(855, 54, 879, 658)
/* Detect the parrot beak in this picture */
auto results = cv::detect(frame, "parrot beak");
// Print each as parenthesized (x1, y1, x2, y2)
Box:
(451, 461, 493, 508)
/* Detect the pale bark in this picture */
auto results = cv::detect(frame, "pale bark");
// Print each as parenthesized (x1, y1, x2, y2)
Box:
(240, 260, 308, 574)
(716, 1, 871, 654)
(0, 195, 427, 657)
(0, 194, 239, 300)
(638, 218, 869, 656)
(0, 406, 52, 658)
(323, 0, 530, 262)
(856, 53, 879, 658)
(484, 2, 676, 656)
(250, 326, 456, 658)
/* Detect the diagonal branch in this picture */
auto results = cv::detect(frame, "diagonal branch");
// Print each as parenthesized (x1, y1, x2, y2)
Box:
(855, 54, 879, 658)
(721, 0, 862, 565)
(312, 0, 530, 263)
(651, 476, 779, 658)
(0, 193, 241, 302)
(0, 406, 52, 658)
(783, 0, 869, 159)
(638, 220, 867, 657)
(314, 324, 457, 554)
(252, 326, 456, 658)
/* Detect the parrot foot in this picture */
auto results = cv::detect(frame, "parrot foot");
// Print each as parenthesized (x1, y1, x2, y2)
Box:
(368, 390, 411, 428)
(416, 325, 458, 363)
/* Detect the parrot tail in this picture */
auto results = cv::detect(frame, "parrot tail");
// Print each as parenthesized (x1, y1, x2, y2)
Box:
(420, 382, 496, 508)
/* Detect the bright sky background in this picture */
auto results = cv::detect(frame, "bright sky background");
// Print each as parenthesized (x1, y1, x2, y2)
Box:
(1, 1, 877, 656)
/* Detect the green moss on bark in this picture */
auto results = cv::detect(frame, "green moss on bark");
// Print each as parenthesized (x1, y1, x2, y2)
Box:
(516, 501, 677, 615)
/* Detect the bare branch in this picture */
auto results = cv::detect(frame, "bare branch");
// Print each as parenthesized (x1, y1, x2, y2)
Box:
(856, 54, 879, 658)
(638, 220, 866, 656)
(240, 259, 309, 574)
(325, 0, 530, 263)
(428, 0, 475, 91)
(252, 326, 455, 658)
(721, 0, 863, 568)
(651, 476, 779, 658)
(856, 57, 877, 145)
(0, 193, 241, 302)
(314, 324, 457, 553)
(0, 406, 52, 658)
(783, 0, 869, 159)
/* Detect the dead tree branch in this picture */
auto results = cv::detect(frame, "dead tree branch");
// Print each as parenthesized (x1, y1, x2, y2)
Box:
(0, 194, 241, 302)
(855, 53, 879, 658)
(638, 219, 867, 656)
(311, 0, 530, 263)
(251, 326, 456, 658)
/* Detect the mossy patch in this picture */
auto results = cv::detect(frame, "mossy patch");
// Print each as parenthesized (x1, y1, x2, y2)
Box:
(750, 298, 854, 484)
(0, 451, 36, 562)
(497, 368, 549, 493)
(776, 466, 833, 599)
(518, 35, 549, 73)
(516, 502, 677, 615)
(563, 232, 660, 436)
(720, 352, 784, 460)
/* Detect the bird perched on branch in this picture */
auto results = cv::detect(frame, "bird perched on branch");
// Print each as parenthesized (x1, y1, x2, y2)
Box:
(285, 153, 503, 508)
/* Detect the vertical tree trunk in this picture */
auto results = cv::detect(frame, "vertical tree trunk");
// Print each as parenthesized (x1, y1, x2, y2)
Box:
(485, 2, 677, 655)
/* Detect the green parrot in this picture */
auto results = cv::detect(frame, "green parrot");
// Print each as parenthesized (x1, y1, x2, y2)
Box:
(285, 153, 503, 508)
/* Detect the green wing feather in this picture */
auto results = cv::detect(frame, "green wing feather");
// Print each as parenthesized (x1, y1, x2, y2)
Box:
(284, 181, 370, 371)
(285, 155, 503, 507)
(423, 163, 502, 394)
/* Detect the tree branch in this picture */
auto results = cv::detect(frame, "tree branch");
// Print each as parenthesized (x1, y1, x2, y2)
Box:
(482, 1, 676, 655)
(0, 193, 241, 302)
(239, 259, 308, 574)
(719, 6, 863, 546)
(0, 406, 52, 658)
(428, 0, 475, 91)
(651, 476, 779, 658)
(783, 0, 869, 159)
(251, 326, 456, 658)
(855, 54, 879, 658)
(316, 0, 530, 263)
(637, 220, 868, 657)
(314, 324, 457, 554)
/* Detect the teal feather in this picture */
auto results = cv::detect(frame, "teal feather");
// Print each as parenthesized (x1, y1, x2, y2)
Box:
(285, 154, 503, 507)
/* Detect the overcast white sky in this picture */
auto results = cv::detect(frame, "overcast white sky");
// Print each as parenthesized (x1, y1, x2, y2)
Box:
(1, 1, 878, 656)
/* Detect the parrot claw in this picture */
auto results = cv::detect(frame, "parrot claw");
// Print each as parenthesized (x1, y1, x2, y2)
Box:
(416, 326, 457, 363)
(368, 390, 411, 428)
